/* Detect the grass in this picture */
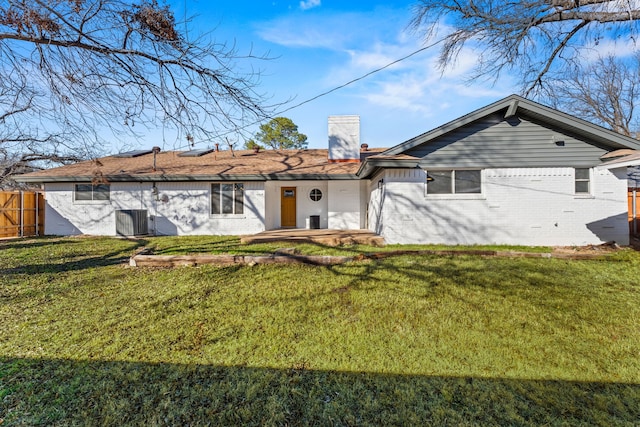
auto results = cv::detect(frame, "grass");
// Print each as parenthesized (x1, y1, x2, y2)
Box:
(1, 236, 639, 425)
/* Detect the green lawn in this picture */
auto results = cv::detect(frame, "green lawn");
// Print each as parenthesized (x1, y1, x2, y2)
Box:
(1, 236, 639, 425)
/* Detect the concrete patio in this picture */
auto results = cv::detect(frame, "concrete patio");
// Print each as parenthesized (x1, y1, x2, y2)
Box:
(240, 229, 385, 247)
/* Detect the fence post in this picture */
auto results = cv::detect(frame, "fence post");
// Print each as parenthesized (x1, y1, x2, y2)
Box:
(19, 191, 24, 237)
(634, 189, 637, 236)
(35, 191, 39, 236)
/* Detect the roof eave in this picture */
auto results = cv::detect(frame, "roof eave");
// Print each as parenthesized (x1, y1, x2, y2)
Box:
(357, 159, 421, 178)
(379, 95, 523, 156)
(14, 173, 361, 183)
(515, 101, 640, 151)
(597, 157, 640, 170)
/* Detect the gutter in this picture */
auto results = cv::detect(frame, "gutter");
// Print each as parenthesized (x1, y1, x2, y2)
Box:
(356, 159, 421, 178)
(14, 173, 362, 183)
(597, 155, 640, 170)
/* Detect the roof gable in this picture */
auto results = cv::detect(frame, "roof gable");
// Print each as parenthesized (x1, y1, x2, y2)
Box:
(382, 94, 640, 156)
(402, 113, 610, 169)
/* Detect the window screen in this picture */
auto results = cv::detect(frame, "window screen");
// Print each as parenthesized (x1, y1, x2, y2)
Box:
(212, 183, 244, 214)
(575, 168, 590, 194)
(427, 170, 481, 194)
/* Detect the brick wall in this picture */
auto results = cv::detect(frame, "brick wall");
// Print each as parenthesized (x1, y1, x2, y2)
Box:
(370, 167, 629, 246)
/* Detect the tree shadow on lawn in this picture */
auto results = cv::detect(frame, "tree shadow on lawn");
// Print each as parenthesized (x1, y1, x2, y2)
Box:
(328, 252, 636, 291)
(0, 238, 148, 276)
(149, 237, 375, 257)
(311, 254, 640, 320)
(1, 356, 637, 426)
(0, 236, 81, 251)
(147, 235, 244, 255)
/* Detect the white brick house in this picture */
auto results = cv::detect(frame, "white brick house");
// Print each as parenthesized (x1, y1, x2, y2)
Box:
(16, 95, 640, 246)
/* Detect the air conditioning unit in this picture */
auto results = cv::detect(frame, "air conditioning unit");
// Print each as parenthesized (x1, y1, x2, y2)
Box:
(115, 209, 148, 236)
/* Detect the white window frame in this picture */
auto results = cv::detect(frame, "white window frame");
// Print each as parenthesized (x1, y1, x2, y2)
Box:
(309, 188, 323, 202)
(74, 183, 110, 203)
(574, 168, 592, 197)
(211, 183, 245, 216)
(425, 169, 484, 199)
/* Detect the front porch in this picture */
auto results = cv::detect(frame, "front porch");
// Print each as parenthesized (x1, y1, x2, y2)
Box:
(240, 229, 385, 247)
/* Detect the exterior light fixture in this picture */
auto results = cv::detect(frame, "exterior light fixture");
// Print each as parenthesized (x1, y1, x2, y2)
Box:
(552, 135, 565, 146)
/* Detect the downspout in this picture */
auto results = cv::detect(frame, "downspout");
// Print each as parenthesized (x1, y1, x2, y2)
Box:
(150, 146, 161, 236)
(151, 182, 158, 236)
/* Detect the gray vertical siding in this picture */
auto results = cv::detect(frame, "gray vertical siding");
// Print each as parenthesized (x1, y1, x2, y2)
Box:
(406, 113, 608, 168)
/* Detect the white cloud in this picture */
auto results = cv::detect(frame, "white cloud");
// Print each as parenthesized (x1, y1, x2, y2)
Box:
(581, 38, 639, 62)
(256, 13, 361, 49)
(321, 39, 419, 87)
(336, 40, 515, 118)
(256, 9, 406, 50)
(346, 43, 416, 71)
(363, 77, 432, 114)
(438, 46, 481, 77)
(255, 5, 517, 143)
(348, 49, 396, 70)
(300, 0, 321, 11)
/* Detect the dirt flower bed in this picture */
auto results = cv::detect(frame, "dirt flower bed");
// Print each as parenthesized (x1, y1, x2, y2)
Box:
(552, 241, 623, 255)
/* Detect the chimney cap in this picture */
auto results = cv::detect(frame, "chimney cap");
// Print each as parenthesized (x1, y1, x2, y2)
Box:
(360, 143, 369, 151)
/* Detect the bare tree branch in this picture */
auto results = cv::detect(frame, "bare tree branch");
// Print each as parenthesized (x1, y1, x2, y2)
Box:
(411, 0, 640, 95)
(526, 19, 589, 96)
(0, 0, 276, 187)
(550, 54, 640, 138)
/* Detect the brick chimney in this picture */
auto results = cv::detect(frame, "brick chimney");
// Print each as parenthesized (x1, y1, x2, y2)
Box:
(328, 115, 360, 163)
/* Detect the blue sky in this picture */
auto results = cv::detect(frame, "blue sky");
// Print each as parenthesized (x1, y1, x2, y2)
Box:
(162, 0, 518, 150)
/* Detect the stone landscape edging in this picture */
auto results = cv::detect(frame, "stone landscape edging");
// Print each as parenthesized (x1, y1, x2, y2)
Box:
(129, 249, 611, 267)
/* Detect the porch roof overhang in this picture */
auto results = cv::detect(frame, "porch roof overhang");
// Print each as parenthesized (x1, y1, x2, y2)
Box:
(597, 151, 640, 170)
(356, 158, 421, 179)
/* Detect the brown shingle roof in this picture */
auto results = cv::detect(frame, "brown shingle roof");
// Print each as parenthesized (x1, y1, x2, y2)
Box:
(598, 149, 640, 168)
(16, 148, 388, 182)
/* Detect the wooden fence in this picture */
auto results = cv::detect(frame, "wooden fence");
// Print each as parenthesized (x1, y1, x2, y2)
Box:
(0, 191, 45, 238)
(630, 188, 640, 237)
